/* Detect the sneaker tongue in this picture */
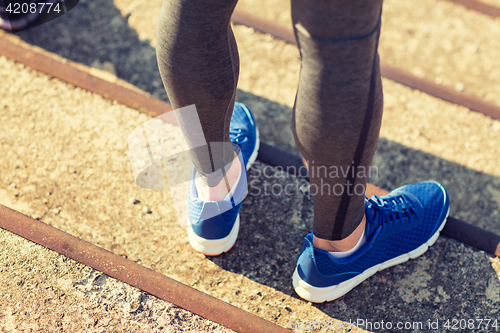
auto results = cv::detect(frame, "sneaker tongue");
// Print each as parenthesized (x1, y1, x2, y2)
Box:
(198, 201, 233, 222)
(364, 202, 379, 240)
(199, 202, 221, 221)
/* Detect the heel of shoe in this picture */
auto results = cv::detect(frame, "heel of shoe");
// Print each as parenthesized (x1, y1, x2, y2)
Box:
(187, 215, 240, 256)
(293, 235, 359, 302)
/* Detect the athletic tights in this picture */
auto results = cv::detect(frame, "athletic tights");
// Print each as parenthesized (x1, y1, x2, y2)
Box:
(156, 0, 384, 241)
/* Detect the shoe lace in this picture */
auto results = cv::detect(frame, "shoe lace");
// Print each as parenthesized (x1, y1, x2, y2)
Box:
(230, 128, 248, 144)
(366, 195, 419, 232)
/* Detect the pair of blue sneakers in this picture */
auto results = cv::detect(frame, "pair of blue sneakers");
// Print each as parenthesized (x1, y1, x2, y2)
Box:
(187, 102, 450, 302)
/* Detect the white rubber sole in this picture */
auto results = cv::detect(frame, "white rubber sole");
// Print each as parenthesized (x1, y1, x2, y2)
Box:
(293, 208, 450, 303)
(187, 127, 260, 256)
(188, 215, 240, 256)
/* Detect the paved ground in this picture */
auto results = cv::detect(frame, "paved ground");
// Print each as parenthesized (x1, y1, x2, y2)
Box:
(0, 229, 234, 333)
(1, 0, 500, 331)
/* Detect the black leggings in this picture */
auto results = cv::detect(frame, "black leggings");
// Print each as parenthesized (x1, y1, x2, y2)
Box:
(156, 0, 384, 241)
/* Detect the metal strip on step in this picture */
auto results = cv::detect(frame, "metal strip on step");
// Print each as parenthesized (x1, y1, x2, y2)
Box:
(231, 9, 500, 121)
(257, 143, 500, 257)
(0, 205, 292, 333)
(0, 34, 175, 122)
(444, 0, 500, 18)
(1, 17, 500, 333)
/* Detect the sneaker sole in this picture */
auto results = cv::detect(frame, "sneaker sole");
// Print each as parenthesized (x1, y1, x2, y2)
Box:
(292, 207, 450, 303)
(188, 215, 240, 256)
(187, 127, 260, 256)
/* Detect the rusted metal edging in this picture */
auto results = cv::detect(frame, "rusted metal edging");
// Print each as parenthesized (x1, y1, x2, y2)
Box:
(1, 23, 499, 258)
(231, 9, 500, 121)
(0, 33, 175, 121)
(0, 21, 499, 333)
(2, 14, 500, 121)
(444, 0, 500, 18)
(258, 143, 500, 257)
(380, 65, 500, 120)
(0, 205, 292, 333)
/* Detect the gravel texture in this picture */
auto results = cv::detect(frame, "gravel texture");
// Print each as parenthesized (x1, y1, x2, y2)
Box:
(0, 229, 234, 333)
(1, 0, 500, 331)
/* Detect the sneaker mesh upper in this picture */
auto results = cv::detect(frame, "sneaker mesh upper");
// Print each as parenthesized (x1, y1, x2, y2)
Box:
(314, 181, 448, 276)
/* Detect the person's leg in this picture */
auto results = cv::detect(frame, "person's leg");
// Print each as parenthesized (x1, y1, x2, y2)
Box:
(291, 0, 384, 251)
(156, 0, 260, 256)
(292, 1, 450, 303)
(156, 0, 241, 201)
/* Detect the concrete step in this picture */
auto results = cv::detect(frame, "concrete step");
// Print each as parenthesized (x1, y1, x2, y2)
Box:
(1, 0, 500, 331)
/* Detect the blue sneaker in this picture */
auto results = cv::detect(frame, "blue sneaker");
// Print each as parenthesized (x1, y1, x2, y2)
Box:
(186, 102, 260, 256)
(293, 180, 450, 302)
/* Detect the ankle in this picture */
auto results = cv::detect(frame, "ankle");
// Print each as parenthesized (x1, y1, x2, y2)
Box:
(195, 151, 242, 202)
(313, 215, 366, 252)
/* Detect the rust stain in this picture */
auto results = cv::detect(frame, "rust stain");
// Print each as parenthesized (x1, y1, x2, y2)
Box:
(231, 9, 500, 120)
(444, 0, 500, 18)
(0, 37, 176, 123)
(0, 204, 292, 333)
(1, 10, 500, 331)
